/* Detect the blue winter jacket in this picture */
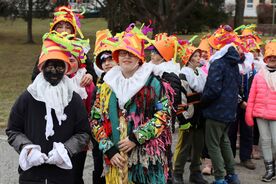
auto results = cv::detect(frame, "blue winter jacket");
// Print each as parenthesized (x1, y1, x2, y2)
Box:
(201, 46, 242, 123)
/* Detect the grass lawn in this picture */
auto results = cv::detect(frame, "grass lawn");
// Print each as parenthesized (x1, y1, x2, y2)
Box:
(0, 17, 272, 128)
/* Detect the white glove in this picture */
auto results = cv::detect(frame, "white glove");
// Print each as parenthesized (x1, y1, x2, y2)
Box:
(46, 142, 72, 169)
(19, 145, 48, 171)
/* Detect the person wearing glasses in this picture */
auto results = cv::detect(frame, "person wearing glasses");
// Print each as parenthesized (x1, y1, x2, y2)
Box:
(90, 25, 172, 184)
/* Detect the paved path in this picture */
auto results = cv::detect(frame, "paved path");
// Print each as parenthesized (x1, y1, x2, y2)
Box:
(1, 130, 276, 184)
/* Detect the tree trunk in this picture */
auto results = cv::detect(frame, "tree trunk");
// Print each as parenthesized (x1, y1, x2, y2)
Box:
(234, 0, 245, 28)
(27, 0, 34, 43)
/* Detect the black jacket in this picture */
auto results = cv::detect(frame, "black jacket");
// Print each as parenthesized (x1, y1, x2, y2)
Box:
(6, 91, 91, 184)
(201, 46, 242, 123)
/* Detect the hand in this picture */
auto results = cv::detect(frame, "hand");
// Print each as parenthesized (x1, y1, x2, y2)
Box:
(240, 101, 247, 109)
(118, 137, 136, 153)
(110, 153, 126, 169)
(19, 144, 48, 171)
(27, 149, 48, 167)
(80, 73, 93, 87)
(46, 142, 72, 169)
(46, 148, 64, 165)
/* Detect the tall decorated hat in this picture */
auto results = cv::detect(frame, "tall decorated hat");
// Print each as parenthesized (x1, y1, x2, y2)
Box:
(39, 31, 88, 74)
(39, 39, 72, 74)
(264, 40, 276, 61)
(208, 25, 244, 51)
(50, 6, 84, 38)
(177, 38, 200, 65)
(198, 36, 211, 60)
(112, 23, 152, 62)
(240, 36, 260, 52)
(152, 33, 178, 61)
(94, 29, 115, 69)
(241, 25, 263, 46)
(235, 24, 264, 46)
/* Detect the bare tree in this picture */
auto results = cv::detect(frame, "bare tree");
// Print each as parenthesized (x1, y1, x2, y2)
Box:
(234, 0, 245, 27)
(122, 0, 198, 34)
(26, 0, 34, 43)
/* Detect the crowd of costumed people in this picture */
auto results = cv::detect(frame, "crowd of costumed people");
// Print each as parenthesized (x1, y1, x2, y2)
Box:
(5, 5, 276, 184)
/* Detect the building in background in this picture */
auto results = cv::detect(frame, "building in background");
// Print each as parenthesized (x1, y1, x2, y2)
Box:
(225, 0, 273, 17)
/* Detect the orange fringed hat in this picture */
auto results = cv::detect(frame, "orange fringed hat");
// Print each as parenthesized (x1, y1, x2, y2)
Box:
(94, 29, 115, 68)
(178, 39, 200, 65)
(208, 25, 243, 50)
(264, 40, 276, 61)
(198, 36, 211, 60)
(152, 33, 178, 61)
(38, 40, 72, 74)
(112, 24, 152, 63)
(50, 6, 84, 38)
(240, 36, 260, 52)
(241, 25, 264, 46)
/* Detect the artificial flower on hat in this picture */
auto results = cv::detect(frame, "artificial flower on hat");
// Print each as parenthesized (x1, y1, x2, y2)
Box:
(264, 39, 276, 62)
(208, 25, 245, 51)
(112, 23, 153, 63)
(50, 6, 85, 38)
(151, 33, 179, 62)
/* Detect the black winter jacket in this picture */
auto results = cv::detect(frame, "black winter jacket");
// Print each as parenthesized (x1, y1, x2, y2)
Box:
(201, 46, 242, 123)
(6, 91, 91, 184)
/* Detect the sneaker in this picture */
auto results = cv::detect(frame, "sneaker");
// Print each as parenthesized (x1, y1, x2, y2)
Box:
(189, 172, 208, 184)
(225, 174, 240, 184)
(240, 159, 256, 170)
(212, 179, 227, 184)
(173, 173, 184, 184)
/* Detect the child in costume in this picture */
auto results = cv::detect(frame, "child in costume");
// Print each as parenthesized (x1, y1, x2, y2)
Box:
(6, 35, 91, 184)
(201, 25, 243, 184)
(197, 36, 214, 175)
(31, 6, 97, 85)
(90, 24, 172, 184)
(149, 33, 182, 134)
(32, 7, 96, 184)
(149, 33, 182, 183)
(245, 40, 276, 182)
(173, 40, 208, 184)
(90, 29, 117, 184)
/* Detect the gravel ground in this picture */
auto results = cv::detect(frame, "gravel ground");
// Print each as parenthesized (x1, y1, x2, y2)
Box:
(0, 128, 275, 184)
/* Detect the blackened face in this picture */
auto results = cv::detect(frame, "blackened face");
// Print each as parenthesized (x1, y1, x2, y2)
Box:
(43, 60, 66, 86)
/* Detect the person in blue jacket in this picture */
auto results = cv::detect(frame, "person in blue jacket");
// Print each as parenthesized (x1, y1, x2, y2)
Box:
(201, 24, 245, 184)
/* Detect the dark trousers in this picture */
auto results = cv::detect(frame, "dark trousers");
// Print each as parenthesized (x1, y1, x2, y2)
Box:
(92, 138, 105, 184)
(205, 119, 235, 180)
(228, 107, 253, 161)
(253, 118, 260, 145)
(174, 127, 204, 174)
(71, 151, 87, 184)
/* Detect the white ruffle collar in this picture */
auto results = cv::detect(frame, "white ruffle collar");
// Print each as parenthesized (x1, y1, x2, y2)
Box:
(70, 68, 88, 99)
(151, 60, 181, 77)
(103, 63, 155, 109)
(27, 73, 75, 140)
